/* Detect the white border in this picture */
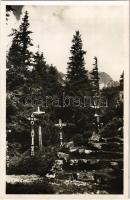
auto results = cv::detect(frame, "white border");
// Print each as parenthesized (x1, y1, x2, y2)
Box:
(1, 0, 129, 6)
(0, 1, 129, 200)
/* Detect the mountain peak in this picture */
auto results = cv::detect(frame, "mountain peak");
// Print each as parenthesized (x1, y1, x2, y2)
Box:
(99, 72, 119, 89)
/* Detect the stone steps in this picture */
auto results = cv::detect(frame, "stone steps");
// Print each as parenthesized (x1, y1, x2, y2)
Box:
(46, 138, 123, 194)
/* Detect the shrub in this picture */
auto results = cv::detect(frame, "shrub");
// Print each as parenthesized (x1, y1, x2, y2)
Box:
(7, 146, 57, 175)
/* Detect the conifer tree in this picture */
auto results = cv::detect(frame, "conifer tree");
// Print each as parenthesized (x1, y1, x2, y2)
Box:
(7, 11, 33, 92)
(90, 57, 100, 96)
(6, 11, 33, 146)
(66, 31, 90, 97)
(31, 51, 61, 97)
(47, 64, 61, 95)
(66, 31, 87, 83)
(63, 31, 93, 142)
(30, 50, 47, 95)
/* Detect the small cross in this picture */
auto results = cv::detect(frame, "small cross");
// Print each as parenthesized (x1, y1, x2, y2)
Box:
(28, 114, 37, 126)
(54, 119, 67, 129)
(54, 119, 67, 147)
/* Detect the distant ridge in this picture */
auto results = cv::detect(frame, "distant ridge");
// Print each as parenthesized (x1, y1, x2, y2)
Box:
(58, 71, 119, 89)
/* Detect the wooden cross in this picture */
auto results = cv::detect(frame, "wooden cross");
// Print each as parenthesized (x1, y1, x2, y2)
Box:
(90, 95, 108, 144)
(33, 106, 45, 152)
(54, 119, 67, 146)
(28, 114, 37, 156)
(33, 106, 45, 115)
(55, 119, 67, 129)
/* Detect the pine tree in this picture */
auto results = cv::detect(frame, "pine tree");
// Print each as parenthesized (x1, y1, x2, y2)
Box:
(90, 57, 100, 96)
(66, 31, 90, 98)
(47, 64, 61, 95)
(62, 31, 93, 142)
(33, 51, 47, 74)
(31, 51, 61, 97)
(19, 11, 33, 68)
(66, 31, 87, 83)
(7, 11, 33, 92)
(6, 11, 33, 147)
(30, 50, 47, 95)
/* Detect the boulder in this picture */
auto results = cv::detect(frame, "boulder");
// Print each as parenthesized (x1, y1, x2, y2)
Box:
(64, 141, 74, 149)
(57, 152, 69, 162)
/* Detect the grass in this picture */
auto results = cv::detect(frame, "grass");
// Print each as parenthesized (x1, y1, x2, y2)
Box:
(6, 180, 55, 194)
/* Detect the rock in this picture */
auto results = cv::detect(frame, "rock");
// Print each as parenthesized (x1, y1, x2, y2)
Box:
(55, 160, 64, 165)
(84, 150, 92, 154)
(64, 141, 74, 148)
(78, 148, 84, 154)
(111, 162, 118, 166)
(46, 173, 55, 179)
(78, 172, 95, 181)
(81, 159, 88, 163)
(70, 159, 78, 165)
(52, 159, 63, 172)
(57, 152, 69, 162)
(89, 159, 100, 165)
(90, 132, 100, 142)
(69, 147, 78, 153)
(92, 143, 102, 149)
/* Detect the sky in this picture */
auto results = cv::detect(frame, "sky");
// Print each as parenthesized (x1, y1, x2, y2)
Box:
(6, 2, 129, 81)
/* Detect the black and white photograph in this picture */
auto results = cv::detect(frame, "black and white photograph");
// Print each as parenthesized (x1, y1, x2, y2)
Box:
(1, 0, 129, 198)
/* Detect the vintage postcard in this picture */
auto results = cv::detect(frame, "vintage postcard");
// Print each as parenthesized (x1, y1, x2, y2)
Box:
(0, 1, 129, 199)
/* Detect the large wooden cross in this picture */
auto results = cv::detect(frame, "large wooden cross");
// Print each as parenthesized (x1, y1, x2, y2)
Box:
(28, 114, 37, 156)
(33, 106, 45, 152)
